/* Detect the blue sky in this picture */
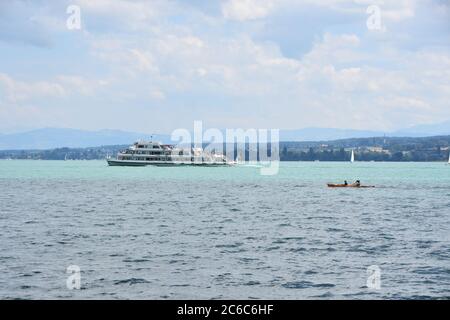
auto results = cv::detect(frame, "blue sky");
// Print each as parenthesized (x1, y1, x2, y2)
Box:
(0, 0, 449, 134)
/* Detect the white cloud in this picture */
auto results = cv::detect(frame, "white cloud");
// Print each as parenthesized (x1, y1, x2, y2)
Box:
(0, 0, 449, 132)
(379, 96, 431, 110)
(56, 75, 110, 95)
(0, 73, 110, 104)
(220, 0, 420, 23)
(73, 0, 170, 22)
(0, 73, 66, 103)
(222, 0, 276, 21)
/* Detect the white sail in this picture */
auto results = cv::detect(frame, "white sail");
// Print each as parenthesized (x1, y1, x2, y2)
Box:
(235, 150, 244, 164)
(350, 150, 355, 163)
(448, 153, 450, 164)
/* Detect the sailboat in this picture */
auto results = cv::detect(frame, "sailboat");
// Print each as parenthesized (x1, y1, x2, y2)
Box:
(447, 153, 450, 165)
(350, 149, 355, 163)
(235, 150, 244, 164)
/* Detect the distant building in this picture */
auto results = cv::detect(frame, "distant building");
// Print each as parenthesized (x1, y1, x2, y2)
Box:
(367, 147, 385, 153)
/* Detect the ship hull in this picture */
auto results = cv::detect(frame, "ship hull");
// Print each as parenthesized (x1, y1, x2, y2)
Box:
(107, 159, 233, 167)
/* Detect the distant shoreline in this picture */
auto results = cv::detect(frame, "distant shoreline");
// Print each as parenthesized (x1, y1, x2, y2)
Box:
(0, 159, 448, 163)
(1, 135, 449, 162)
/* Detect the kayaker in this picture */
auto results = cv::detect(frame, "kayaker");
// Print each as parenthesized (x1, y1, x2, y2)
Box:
(344, 180, 348, 186)
(355, 180, 361, 187)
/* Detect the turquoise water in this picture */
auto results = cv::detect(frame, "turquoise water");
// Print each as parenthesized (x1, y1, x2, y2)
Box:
(0, 160, 449, 299)
(2, 160, 449, 183)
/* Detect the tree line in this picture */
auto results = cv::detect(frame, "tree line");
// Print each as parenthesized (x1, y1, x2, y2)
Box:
(1, 135, 449, 162)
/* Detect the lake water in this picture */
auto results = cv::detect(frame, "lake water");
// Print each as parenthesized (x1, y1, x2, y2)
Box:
(0, 160, 449, 299)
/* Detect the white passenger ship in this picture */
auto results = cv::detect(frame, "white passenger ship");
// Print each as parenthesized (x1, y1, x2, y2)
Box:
(107, 141, 234, 166)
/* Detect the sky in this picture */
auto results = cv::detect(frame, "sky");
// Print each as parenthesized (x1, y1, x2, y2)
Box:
(0, 0, 449, 134)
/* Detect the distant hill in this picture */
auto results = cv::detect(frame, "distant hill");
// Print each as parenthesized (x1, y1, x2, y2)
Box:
(280, 120, 450, 141)
(0, 128, 171, 150)
(279, 128, 384, 141)
(1, 135, 449, 161)
(281, 135, 450, 149)
(392, 120, 450, 137)
(1, 121, 450, 150)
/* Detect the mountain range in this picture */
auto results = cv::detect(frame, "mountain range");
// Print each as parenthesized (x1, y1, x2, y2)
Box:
(0, 121, 449, 150)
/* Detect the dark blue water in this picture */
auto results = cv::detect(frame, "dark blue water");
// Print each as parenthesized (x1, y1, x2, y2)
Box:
(0, 161, 449, 299)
